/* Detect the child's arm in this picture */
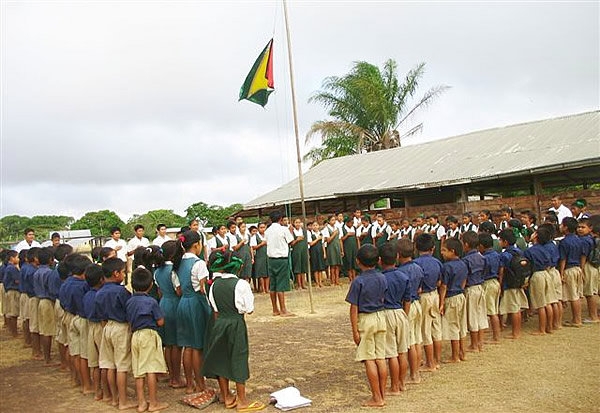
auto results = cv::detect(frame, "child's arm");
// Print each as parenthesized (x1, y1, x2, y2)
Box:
(558, 259, 566, 281)
(498, 267, 504, 291)
(156, 317, 165, 327)
(350, 304, 360, 345)
(403, 300, 411, 315)
(439, 284, 447, 315)
(460, 277, 467, 290)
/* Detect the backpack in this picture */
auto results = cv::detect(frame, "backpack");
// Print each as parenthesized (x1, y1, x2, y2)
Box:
(589, 238, 600, 268)
(504, 249, 532, 289)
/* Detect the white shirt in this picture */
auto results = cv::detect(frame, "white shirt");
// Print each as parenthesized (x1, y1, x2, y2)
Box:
(550, 204, 573, 224)
(14, 239, 42, 253)
(128, 236, 150, 253)
(208, 234, 229, 252)
(249, 233, 265, 247)
(429, 223, 446, 240)
(460, 223, 478, 233)
(400, 227, 414, 241)
(226, 232, 239, 251)
(208, 273, 254, 314)
(104, 238, 128, 262)
(265, 222, 294, 258)
(390, 229, 401, 239)
(371, 222, 392, 239)
(154, 260, 181, 289)
(334, 221, 344, 239)
(357, 224, 371, 239)
(447, 227, 461, 239)
(306, 230, 322, 248)
(353, 216, 362, 228)
(152, 235, 170, 247)
(182, 252, 209, 292)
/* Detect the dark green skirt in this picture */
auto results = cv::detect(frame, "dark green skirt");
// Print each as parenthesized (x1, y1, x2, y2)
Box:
(253, 248, 268, 278)
(310, 242, 326, 272)
(327, 237, 342, 266)
(239, 244, 252, 279)
(292, 244, 308, 274)
(343, 236, 359, 272)
(201, 315, 249, 383)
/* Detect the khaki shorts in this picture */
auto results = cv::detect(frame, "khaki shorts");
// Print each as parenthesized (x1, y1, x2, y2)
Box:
(420, 290, 442, 345)
(132, 329, 167, 378)
(54, 300, 67, 344)
(548, 267, 562, 302)
(20, 293, 29, 321)
(28, 297, 40, 333)
(442, 294, 467, 341)
(100, 320, 132, 372)
(583, 262, 599, 296)
(408, 301, 423, 346)
(383, 308, 410, 357)
(355, 312, 386, 362)
(5, 290, 20, 318)
(529, 271, 549, 309)
(499, 288, 529, 315)
(0, 283, 5, 316)
(544, 270, 558, 304)
(483, 278, 500, 316)
(38, 299, 56, 337)
(87, 321, 104, 368)
(562, 266, 583, 302)
(61, 312, 74, 347)
(69, 315, 89, 357)
(465, 284, 488, 332)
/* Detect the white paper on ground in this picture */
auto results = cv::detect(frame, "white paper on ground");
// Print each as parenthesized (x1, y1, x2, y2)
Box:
(270, 387, 312, 411)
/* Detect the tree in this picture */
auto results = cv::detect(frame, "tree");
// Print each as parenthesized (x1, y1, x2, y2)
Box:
(185, 202, 245, 228)
(71, 210, 128, 238)
(305, 60, 448, 165)
(0, 215, 74, 242)
(127, 209, 187, 238)
(0, 215, 32, 242)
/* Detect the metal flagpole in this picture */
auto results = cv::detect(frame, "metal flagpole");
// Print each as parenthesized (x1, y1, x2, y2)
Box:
(282, 0, 315, 314)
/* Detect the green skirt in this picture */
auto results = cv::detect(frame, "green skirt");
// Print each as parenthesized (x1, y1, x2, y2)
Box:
(239, 245, 253, 279)
(310, 243, 326, 272)
(327, 238, 342, 267)
(201, 315, 249, 383)
(253, 249, 268, 278)
(292, 244, 308, 274)
(343, 236, 359, 272)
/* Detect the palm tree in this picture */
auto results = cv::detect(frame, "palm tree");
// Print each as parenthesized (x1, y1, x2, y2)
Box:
(304, 60, 448, 165)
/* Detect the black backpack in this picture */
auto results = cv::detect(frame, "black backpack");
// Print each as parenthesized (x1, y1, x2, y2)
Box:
(589, 238, 600, 268)
(504, 249, 532, 289)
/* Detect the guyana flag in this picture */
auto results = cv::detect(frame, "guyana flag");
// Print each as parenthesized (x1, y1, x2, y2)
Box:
(239, 39, 274, 107)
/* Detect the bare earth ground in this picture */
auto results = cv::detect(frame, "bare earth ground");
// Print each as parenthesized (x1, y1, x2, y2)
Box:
(1, 282, 599, 413)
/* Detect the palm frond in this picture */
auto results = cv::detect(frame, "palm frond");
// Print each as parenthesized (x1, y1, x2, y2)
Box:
(397, 84, 450, 127)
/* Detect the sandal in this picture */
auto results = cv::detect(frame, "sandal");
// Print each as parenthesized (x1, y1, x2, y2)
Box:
(237, 401, 266, 412)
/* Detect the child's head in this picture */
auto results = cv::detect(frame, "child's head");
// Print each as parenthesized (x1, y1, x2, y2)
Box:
(217, 224, 227, 236)
(535, 227, 552, 245)
(91, 246, 102, 263)
(156, 224, 167, 237)
(54, 244, 73, 262)
(544, 213, 559, 226)
(282, 216, 289, 226)
(84, 264, 104, 289)
(51, 232, 61, 247)
(70, 253, 92, 276)
(189, 218, 200, 232)
(208, 249, 244, 276)
(258, 222, 267, 234)
(378, 242, 398, 267)
(570, 199, 587, 217)
(397, 239, 414, 259)
(27, 247, 41, 266)
(508, 219, 522, 230)
(239, 221, 248, 233)
(328, 215, 336, 225)
(538, 223, 556, 239)
(250, 225, 258, 235)
(462, 213, 472, 225)
(19, 249, 27, 264)
(499, 229, 516, 248)
(133, 224, 145, 238)
(179, 230, 202, 253)
(110, 226, 121, 240)
(462, 231, 479, 251)
(361, 215, 371, 225)
(356, 244, 379, 269)
(391, 221, 399, 231)
(500, 207, 513, 221)
(478, 221, 496, 235)
(560, 217, 578, 235)
(376, 213, 385, 225)
(269, 210, 283, 225)
(401, 219, 410, 229)
(100, 247, 116, 262)
(227, 221, 237, 234)
(446, 215, 458, 229)
(415, 216, 424, 226)
(337, 212, 344, 222)
(159, 240, 178, 264)
(37, 247, 53, 266)
(577, 218, 592, 236)
(293, 218, 302, 229)
(133, 245, 160, 270)
(479, 210, 491, 223)
(344, 216, 352, 226)
(131, 267, 153, 293)
(415, 233, 434, 253)
(6, 250, 19, 265)
(478, 233, 493, 252)
(442, 239, 462, 260)
(102, 257, 125, 281)
(429, 214, 439, 225)
(354, 209, 362, 218)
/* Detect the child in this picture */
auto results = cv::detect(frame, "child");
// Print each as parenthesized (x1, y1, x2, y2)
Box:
(499, 207, 513, 231)
(3, 250, 20, 336)
(539, 223, 563, 329)
(341, 217, 359, 283)
(439, 239, 468, 363)
(461, 213, 478, 235)
(524, 227, 555, 335)
(428, 215, 446, 260)
(208, 225, 229, 255)
(558, 217, 585, 327)
(520, 211, 538, 244)
(104, 227, 128, 262)
(508, 219, 528, 251)
(446, 216, 460, 240)
(52, 244, 73, 370)
(498, 229, 530, 339)
(372, 213, 392, 249)
(413, 234, 443, 371)
(461, 231, 488, 352)
(127, 267, 169, 412)
(478, 233, 502, 342)
(323, 215, 342, 286)
(19, 249, 32, 346)
(26, 247, 42, 360)
(478, 210, 495, 232)
(571, 199, 590, 220)
(249, 225, 259, 291)
(399, 219, 414, 241)
(203, 250, 264, 411)
(307, 221, 326, 288)
(250, 222, 269, 293)
(390, 222, 401, 240)
(265, 211, 295, 316)
(478, 221, 502, 253)
(396, 239, 424, 384)
(345, 244, 387, 408)
(358, 216, 373, 246)
(96, 257, 136, 409)
(291, 219, 309, 289)
(33, 247, 58, 365)
(379, 242, 410, 394)
(578, 218, 599, 323)
(236, 222, 253, 281)
(152, 223, 170, 247)
(174, 230, 212, 395)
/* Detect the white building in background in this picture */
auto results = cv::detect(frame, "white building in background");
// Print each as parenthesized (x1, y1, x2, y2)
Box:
(41, 229, 94, 250)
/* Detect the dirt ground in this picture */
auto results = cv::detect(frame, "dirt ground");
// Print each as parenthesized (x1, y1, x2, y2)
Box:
(1, 283, 599, 413)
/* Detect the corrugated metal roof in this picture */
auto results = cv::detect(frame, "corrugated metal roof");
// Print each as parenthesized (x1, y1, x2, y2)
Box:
(244, 111, 600, 210)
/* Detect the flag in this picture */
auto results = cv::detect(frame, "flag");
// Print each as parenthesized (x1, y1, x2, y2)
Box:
(239, 39, 274, 107)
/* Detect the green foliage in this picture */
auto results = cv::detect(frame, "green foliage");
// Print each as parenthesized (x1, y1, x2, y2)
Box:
(71, 210, 128, 238)
(185, 202, 244, 228)
(305, 60, 448, 165)
(0, 215, 74, 242)
(126, 209, 187, 239)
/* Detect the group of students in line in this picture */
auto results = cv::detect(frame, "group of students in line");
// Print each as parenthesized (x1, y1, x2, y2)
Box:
(344, 212, 599, 407)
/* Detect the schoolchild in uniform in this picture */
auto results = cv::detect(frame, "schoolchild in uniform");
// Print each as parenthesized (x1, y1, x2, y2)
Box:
(413, 233, 443, 371)
(478, 221, 502, 253)
(345, 244, 388, 408)
(539, 223, 563, 329)
(461, 213, 478, 235)
(323, 215, 342, 286)
(33, 247, 58, 365)
(353, 209, 363, 229)
(335, 212, 345, 241)
(372, 213, 392, 249)
(0, 250, 6, 328)
(250, 222, 269, 293)
(558, 217, 585, 327)
(379, 242, 410, 394)
(3, 250, 20, 336)
(445, 216, 461, 240)
(439, 239, 468, 363)
(58, 254, 79, 383)
(499, 207, 513, 231)
(427, 215, 446, 261)
(25, 247, 42, 360)
(570, 199, 590, 220)
(520, 211, 538, 244)
(291, 218, 309, 289)
(358, 216, 374, 246)
(52, 244, 73, 370)
(389, 222, 401, 240)
(307, 221, 326, 288)
(461, 231, 488, 352)
(508, 219, 527, 251)
(234, 222, 252, 281)
(478, 210, 495, 232)
(249, 225, 259, 291)
(208, 225, 229, 256)
(341, 216, 359, 283)
(577, 219, 599, 323)
(399, 219, 414, 241)
(478, 233, 502, 343)
(127, 267, 169, 413)
(396, 239, 424, 384)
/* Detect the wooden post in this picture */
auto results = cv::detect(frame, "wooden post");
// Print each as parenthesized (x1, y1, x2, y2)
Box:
(459, 187, 468, 213)
(404, 195, 410, 219)
(533, 176, 543, 222)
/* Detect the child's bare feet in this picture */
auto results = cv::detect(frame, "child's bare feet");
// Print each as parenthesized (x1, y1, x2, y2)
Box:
(485, 339, 500, 345)
(442, 358, 460, 364)
(406, 376, 421, 384)
(506, 334, 520, 339)
(119, 400, 138, 410)
(137, 401, 148, 412)
(385, 388, 402, 396)
(530, 331, 545, 336)
(459, 351, 466, 361)
(419, 365, 436, 372)
(466, 346, 477, 352)
(272, 311, 280, 317)
(148, 402, 169, 412)
(361, 397, 385, 408)
(280, 312, 296, 317)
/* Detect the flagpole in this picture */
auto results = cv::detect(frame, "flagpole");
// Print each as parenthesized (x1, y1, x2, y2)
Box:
(282, 0, 315, 314)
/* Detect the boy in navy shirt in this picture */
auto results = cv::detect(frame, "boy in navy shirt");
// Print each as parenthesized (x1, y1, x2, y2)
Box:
(3, 250, 21, 336)
(19, 250, 33, 346)
(478, 233, 502, 343)
(559, 217, 585, 327)
(345, 244, 387, 408)
(461, 231, 488, 352)
(577, 218, 599, 323)
(96, 257, 136, 410)
(51, 244, 73, 371)
(413, 233, 443, 372)
(24, 248, 42, 359)
(440, 239, 468, 363)
(396, 239, 424, 385)
(33, 247, 58, 365)
(524, 227, 554, 335)
(379, 242, 410, 394)
(539, 223, 563, 329)
(127, 267, 168, 412)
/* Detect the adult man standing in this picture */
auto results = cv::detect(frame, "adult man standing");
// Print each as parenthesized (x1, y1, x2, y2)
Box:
(549, 195, 573, 224)
(14, 228, 42, 253)
(104, 226, 128, 262)
(265, 210, 294, 317)
(152, 224, 170, 247)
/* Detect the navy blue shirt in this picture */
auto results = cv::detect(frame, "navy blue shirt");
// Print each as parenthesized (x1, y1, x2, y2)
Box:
(442, 258, 468, 298)
(345, 269, 387, 313)
(33, 265, 53, 299)
(482, 249, 501, 280)
(579, 235, 595, 258)
(462, 250, 485, 287)
(126, 293, 165, 332)
(381, 268, 411, 310)
(500, 246, 523, 268)
(83, 289, 101, 322)
(398, 261, 424, 301)
(64, 277, 90, 317)
(413, 254, 443, 293)
(95, 282, 131, 322)
(0, 264, 5, 284)
(21, 263, 37, 296)
(559, 234, 584, 268)
(524, 244, 552, 271)
(18, 263, 31, 293)
(3, 264, 20, 291)
(543, 242, 560, 267)
(47, 269, 62, 300)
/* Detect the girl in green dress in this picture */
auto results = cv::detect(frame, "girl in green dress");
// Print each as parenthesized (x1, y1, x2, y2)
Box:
(235, 222, 253, 280)
(250, 222, 269, 293)
(323, 215, 343, 286)
(358, 215, 373, 246)
(308, 221, 326, 287)
(290, 218, 309, 289)
(341, 217, 359, 282)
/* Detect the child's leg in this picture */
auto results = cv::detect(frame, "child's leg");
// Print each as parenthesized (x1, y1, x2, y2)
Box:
(40, 335, 52, 364)
(107, 368, 118, 406)
(398, 353, 408, 390)
(8, 316, 17, 337)
(458, 338, 466, 360)
(277, 292, 291, 315)
(92, 367, 102, 400)
(147, 373, 168, 411)
(101, 368, 112, 403)
(489, 315, 501, 342)
(422, 343, 436, 371)
(191, 349, 205, 392)
(433, 340, 442, 368)
(386, 357, 401, 394)
(477, 330, 485, 351)
(58, 343, 68, 369)
(163, 347, 172, 384)
(570, 298, 582, 325)
(265, 277, 270, 292)
(135, 376, 146, 412)
(23, 319, 31, 345)
(235, 382, 249, 409)
(545, 304, 554, 333)
(509, 312, 522, 339)
(585, 295, 598, 321)
(468, 331, 479, 351)
(447, 340, 460, 363)
(80, 357, 93, 393)
(269, 292, 280, 315)
(407, 345, 420, 383)
(117, 371, 137, 409)
(375, 359, 387, 402)
(171, 346, 183, 386)
(182, 348, 194, 393)
(71, 355, 82, 386)
(532, 306, 546, 335)
(362, 360, 385, 407)
(32, 332, 42, 359)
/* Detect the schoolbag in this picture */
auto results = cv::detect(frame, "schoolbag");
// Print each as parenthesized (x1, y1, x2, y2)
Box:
(504, 249, 532, 289)
(589, 237, 600, 268)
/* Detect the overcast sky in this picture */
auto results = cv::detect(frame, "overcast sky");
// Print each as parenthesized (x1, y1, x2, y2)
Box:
(1, 0, 598, 221)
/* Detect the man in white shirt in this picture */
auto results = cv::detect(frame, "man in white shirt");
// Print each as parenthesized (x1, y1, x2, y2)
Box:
(104, 226, 128, 262)
(14, 228, 42, 252)
(265, 210, 294, 317)
(127, 224, 150, 272)
(549, 195, 573, 225)
(152, 224, 170, 247)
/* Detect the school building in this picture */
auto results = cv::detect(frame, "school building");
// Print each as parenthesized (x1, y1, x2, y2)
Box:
(239, 110, 600, 223)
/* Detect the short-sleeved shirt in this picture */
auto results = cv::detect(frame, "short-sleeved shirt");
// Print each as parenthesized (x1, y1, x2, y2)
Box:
(128, 236, 150, 253)
(126, 293, 164, 332)
(3, 264, 20, 291)
(413, 254, 443, 293)
(543, 241, 559, 267)
(549, 204, 572, 225)
(579, 235, 595, 259)
(95, 282, 130, 322)
(65, 277, 90, 317)
(59, 277, 74, 311)
(442, 259, 468, 297)
(21, 264, 37, 296)
(104, 238, 128, 262)
(33, 265, 53, 299)
(82, 288, 101, 322)
(524, 244, 552, 271)
(345, 269, 387, 313)
(152, 235, 170, 247)
(381, 268, 411, 310)
(398, 261, 424, 302)
(500, 246, 523, 269)
(47, 269, 62, 300)
(482, 249, 501, 280)
(265, 222, 294, 258)
(18, 263, 32, 293)
(14, 239, 42, 253)
(559, 234, 585, 268)
(462, 250, 485, 287)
